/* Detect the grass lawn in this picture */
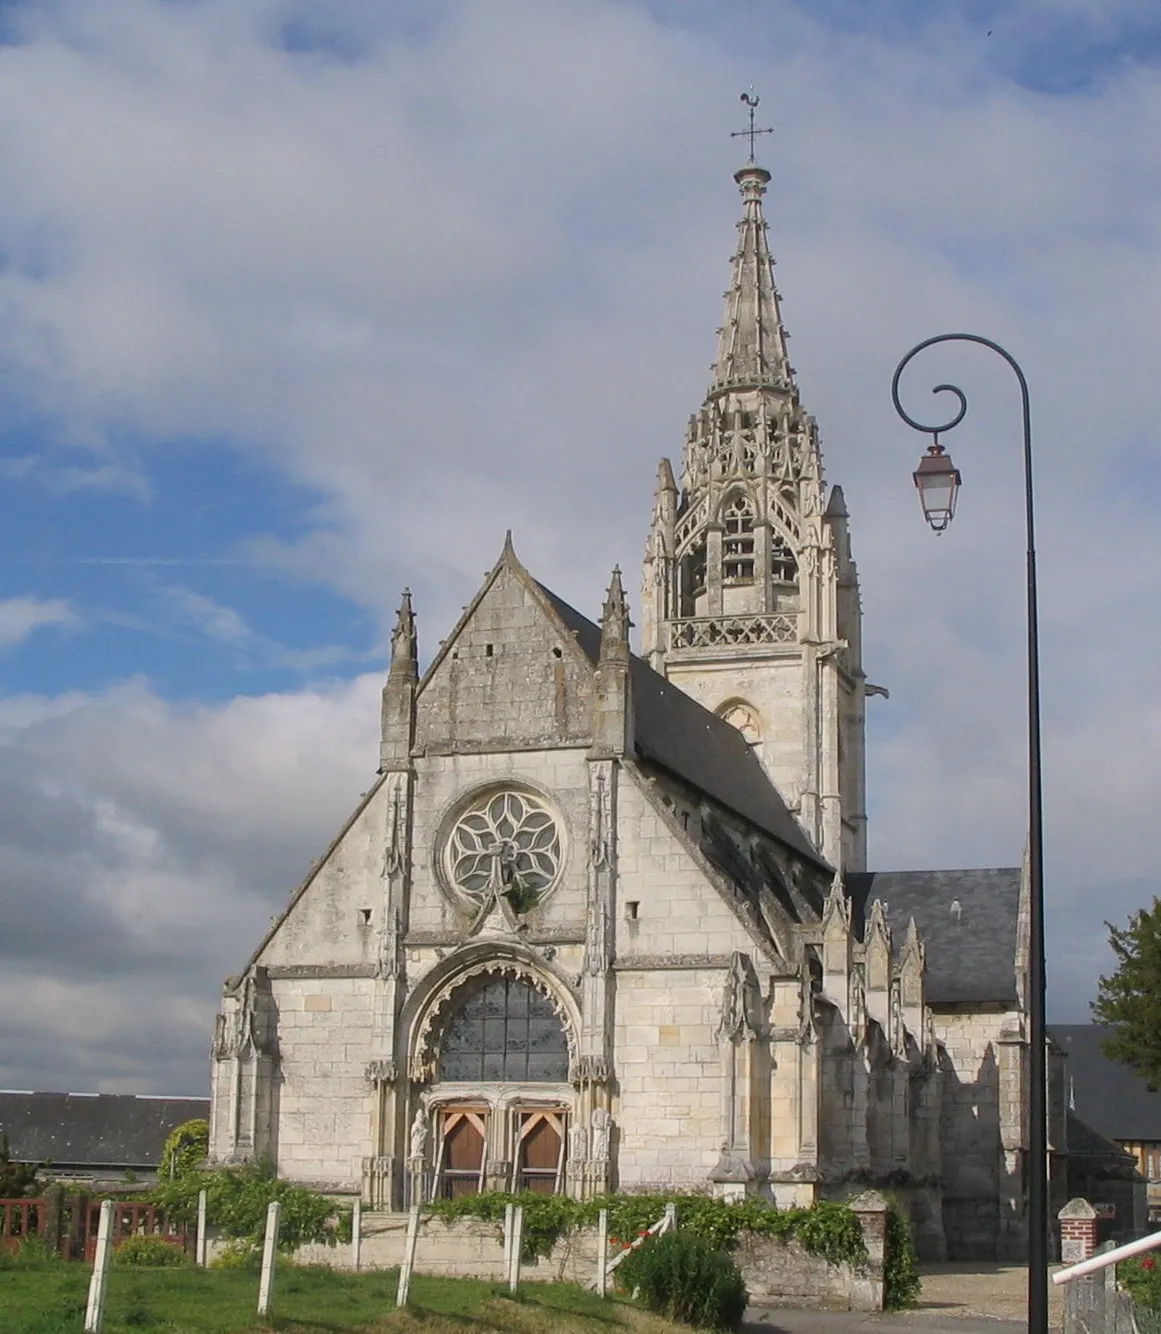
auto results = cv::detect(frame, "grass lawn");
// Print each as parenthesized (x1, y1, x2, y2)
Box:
(0, 1261, 683, 1334)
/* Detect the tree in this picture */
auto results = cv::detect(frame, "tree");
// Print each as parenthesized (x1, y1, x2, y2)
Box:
(0, 1131, 40, 1198)
(1092, 898, 1161, 1090)
(159, 1119, 209, 1181)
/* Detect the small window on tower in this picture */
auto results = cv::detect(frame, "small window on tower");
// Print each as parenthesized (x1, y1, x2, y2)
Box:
(723, 495, 755, 582)
(771, 533, 798, 585)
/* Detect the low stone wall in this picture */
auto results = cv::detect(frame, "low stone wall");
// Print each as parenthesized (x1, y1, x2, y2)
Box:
(290, 1192, 889, 1313)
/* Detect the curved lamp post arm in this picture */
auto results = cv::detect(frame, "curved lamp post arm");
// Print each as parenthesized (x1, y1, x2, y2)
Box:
(891, 333, 1047, 1334)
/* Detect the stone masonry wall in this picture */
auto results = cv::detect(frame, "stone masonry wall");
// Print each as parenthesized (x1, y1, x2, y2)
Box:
(291, 1212, 885, 1311)
(268, 977, 375, 1191)
(933, 1008, 1023, 1260)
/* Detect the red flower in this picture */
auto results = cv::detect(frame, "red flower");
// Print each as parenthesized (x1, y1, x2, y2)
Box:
(1143, 1257, 1155, 1272)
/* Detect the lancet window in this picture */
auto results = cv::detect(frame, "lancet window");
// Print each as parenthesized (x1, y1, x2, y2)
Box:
(771, 532, 797, 585)
(723, 495, 756, 582)
(680, 540, 708, 616)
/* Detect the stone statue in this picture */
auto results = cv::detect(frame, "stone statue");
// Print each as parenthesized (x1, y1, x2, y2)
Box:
(409, 1106, 428, 1160)
(569, 1122, 587, 1163)
(591, 1107, 611, 1161)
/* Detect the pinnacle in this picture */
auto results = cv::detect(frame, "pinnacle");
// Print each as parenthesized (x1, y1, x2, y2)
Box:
(708, 162, 793, 398)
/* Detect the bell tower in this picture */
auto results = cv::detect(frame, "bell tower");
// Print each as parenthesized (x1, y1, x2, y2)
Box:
(641, 155, 867, 872)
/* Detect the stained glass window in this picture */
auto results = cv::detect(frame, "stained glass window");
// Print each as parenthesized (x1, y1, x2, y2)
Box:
(445, 790, 561, 910)
(438, 976, 569, 1083)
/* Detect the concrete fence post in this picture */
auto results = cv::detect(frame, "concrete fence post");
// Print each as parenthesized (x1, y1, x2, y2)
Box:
(396, 1204, 421, 1307)
(351, 1198, 362, 1272)
(83, 1199, 114, 1334)
(257, 1201, 281, 1317)
(508, 1206, 524, 1293)
(503, 1203, 514, 1280)
(195, 1190, 208, 1268)
(596, 1208, 609, 1298)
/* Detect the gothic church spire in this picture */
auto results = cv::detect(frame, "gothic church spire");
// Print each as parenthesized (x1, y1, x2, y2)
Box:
(710, 163, 793, 397)
(640, 131, 868, 874)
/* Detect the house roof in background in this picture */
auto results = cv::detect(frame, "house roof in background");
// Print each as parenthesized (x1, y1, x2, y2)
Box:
(846, 868, 1022, 1006)
(0, 1091, 209, 1170)
(1049, 1025, 1161, 1144)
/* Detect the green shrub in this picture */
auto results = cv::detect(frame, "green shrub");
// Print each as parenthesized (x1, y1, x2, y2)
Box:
(617, 1230, 748, 1331)
(0, 1234, 62, 1268)
(1121, 1254, 1161, 1313)
(151, 1159, 351, 1252)
(158, 1119, 209, 1182)
(209, 1239, 261, 1269)
(113, 1235, 191, 1268)
(883, 1204, 920, 1310)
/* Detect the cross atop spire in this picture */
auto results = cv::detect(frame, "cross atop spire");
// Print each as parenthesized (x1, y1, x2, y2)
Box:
(731, 89, 774, 164)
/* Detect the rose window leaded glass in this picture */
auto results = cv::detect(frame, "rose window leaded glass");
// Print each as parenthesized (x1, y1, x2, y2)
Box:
(445, 790, 562, 911)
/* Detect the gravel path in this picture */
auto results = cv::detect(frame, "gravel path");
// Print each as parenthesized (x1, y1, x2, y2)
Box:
(745, 1263, 1069, 1334)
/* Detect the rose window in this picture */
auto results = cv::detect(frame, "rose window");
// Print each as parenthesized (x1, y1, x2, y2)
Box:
(445, 790, 562, 913)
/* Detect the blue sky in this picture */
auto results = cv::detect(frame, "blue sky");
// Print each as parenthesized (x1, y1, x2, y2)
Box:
(0, 0, 1160, 1094)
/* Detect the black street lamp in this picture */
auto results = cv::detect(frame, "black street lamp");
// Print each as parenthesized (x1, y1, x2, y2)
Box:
(891, 333, 1047, 1334)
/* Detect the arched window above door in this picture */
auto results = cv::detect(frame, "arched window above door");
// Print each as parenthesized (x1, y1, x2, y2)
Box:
(437, 975, 569, 1083)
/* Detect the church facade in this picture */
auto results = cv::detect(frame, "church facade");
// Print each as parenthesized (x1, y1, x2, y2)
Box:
(208, 160, 1042, 1262)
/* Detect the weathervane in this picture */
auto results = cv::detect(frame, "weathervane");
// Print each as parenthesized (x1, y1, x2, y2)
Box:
(731, 89, 774, 163)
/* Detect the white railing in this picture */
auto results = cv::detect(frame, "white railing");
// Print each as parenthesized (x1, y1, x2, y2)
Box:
(589, 1202, 676, 1291)
(1054, 1230, 1161, 1285)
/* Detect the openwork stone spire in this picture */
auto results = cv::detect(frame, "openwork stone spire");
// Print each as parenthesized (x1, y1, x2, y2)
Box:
(640, 148, 868, 874)
(709, 164, 793, 397)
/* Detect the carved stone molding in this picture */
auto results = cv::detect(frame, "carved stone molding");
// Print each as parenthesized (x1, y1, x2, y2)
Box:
(569, 1055, 611, 1087)
(409, 956, 578, 1085)
(265, 964, 376, 980)
(364, 1059, 398, 1087)
(614, 953, 734, 971)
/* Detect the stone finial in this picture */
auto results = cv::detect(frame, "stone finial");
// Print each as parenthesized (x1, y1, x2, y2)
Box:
(389, 589, 417, 676)
(657, 457, 677, 494)
(599, 567, 630, 659)
(381, 589, 418, 769)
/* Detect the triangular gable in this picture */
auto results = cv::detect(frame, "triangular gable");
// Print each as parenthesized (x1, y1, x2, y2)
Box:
(413, 537, 597, 752)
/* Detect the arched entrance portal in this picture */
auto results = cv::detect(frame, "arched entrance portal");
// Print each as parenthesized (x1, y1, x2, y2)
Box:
(424, 972, 572, 1199)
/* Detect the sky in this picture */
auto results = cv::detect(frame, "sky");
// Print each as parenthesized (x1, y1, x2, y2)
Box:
(0, 0, 1159, 1096)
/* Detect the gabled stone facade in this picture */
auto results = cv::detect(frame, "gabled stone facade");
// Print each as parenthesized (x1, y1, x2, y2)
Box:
(209, 155, 1044, 1263)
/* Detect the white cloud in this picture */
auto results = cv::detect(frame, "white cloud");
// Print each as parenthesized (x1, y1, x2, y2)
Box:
(0, 596, 77, 647)
(0, 0, 1156, 1086)
(0, 673, 379, 1092)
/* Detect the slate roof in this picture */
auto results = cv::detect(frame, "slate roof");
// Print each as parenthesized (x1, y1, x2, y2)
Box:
(846, 868, 1022, 1006)
(537, 583, 829, 870)
(1049, 1025, 1161, 1145)
(0, 1092, 210, 1170)
(1066, 1109, 1140, 1169)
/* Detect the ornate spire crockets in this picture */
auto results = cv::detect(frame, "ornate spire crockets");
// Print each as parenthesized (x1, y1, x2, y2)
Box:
(640, 142, 868, 875)
(710, 164, 793, 397)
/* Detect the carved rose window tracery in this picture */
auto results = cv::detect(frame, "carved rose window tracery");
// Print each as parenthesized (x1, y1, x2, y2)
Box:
(445, 790, 562, 913)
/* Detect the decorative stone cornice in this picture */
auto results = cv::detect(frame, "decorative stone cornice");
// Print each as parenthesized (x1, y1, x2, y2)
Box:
(613, 953, 734, 971)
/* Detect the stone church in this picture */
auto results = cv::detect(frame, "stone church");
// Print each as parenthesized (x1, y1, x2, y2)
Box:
(208, 157, 1039, 1261)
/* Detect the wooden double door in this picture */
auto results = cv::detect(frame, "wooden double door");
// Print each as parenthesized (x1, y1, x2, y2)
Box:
(436, 1107, 566, 1198)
